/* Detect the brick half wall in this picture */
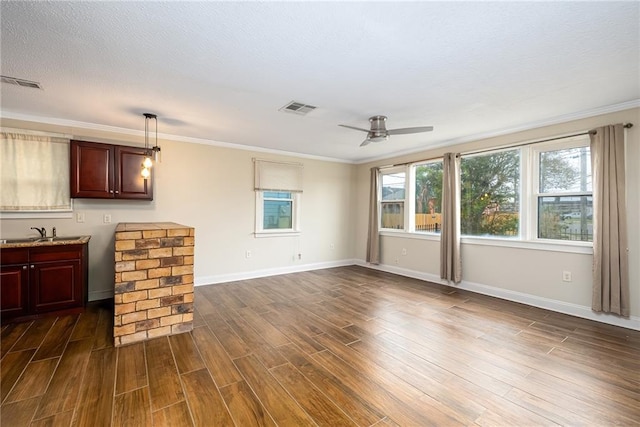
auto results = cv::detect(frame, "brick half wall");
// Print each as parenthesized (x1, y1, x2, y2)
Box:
(114, 223, 194, 346)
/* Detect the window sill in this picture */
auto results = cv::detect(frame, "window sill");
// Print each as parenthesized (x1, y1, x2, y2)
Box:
(379, 230, 592, 254)
(254, 230, 301, 238)
(0, 211, 73, 219)
(380, 230, 440, 241)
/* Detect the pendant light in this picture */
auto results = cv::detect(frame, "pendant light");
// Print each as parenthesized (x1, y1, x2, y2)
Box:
(142, 113, 157, 178)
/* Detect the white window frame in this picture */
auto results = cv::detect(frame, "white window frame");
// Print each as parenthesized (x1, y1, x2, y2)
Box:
(379, 167, 408, 232)
(375, 134, 593, 253)
(412, 159, 444, 235)
(255, 190, 301, 237)
(459, 146, 522, 240)
(529, 135, 592, 245)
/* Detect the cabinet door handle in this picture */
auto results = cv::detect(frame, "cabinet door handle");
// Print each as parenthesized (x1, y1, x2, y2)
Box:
(30, 265, 35, 269)
(22, 265, 27, 270)
(109, 190, 114, 194)
(115, 190, 119, 194)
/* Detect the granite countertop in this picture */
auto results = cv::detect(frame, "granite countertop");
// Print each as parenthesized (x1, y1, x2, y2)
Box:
(0, 235, 91, 249)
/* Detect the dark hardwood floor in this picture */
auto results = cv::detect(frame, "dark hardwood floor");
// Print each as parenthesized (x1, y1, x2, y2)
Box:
(2, 265, 639, 426)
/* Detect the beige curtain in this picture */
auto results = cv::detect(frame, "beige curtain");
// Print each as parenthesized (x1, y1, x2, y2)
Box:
(440, 153, 461, 283)
(366, 167, 380, 264)
(590, 124, 629, 316)
(1, 132, 71, 211)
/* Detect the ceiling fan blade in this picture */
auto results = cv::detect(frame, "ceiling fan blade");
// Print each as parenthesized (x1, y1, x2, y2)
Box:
(339, 124, 371, 133)
(387, 126, 434, 135)
(360, 138, 372, 147)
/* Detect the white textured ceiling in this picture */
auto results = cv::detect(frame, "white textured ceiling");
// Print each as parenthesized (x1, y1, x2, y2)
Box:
(1, 1, 638, 162)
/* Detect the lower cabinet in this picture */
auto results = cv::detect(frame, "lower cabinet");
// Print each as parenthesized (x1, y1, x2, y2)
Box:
(0, 244, 88, 322)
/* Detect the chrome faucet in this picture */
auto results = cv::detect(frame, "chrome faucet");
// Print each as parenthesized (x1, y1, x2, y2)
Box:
(31, 226, 46, 238)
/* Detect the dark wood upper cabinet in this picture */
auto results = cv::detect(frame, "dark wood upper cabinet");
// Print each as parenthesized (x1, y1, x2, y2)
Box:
(71, 140, 153, 200)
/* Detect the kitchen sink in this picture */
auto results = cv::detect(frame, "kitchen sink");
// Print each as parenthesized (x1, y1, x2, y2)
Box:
(37, 236, 84, 242)
(0, 237, 38, 244)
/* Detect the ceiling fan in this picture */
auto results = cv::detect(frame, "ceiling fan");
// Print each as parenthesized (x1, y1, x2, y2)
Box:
(339, 115, 434, 146)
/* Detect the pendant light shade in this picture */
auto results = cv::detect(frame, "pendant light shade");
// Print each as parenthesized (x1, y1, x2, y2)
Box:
(142, 113, 157, 178)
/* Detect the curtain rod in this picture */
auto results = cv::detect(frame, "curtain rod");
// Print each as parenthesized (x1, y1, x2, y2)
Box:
(382, 122, 633, 169)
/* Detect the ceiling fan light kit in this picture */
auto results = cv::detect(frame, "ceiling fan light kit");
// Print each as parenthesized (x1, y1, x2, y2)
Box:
(339, 115, 433, 147)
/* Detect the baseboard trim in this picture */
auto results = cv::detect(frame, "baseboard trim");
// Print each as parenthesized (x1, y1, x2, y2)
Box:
(354, 260, 640, 331)
(195, 259, 359, 286)
(93, 258, 638, 330)
(88, 289, 114, 302)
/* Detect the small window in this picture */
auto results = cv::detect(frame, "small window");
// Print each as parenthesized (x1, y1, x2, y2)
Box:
(535, 140, 592, 242)
(254, 159, 302, 236)
(1, 131, 72, 216)
(380, 169, 406, 230)
(262, 191, 293, 230)
(414, 161, 442, 233)
(255, 191, 300, 234)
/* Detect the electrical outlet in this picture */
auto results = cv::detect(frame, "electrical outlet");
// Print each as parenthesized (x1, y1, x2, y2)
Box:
(562, 271, 572, 282)
(76, 212, 85, 223)
(245, 250, 252, 258)
(103, 214, 112, 224)
(401, 248, 407, 256)
(298, 253, 302, 260)
(330, 243, 335, 250)
(394, 258, 399, 264)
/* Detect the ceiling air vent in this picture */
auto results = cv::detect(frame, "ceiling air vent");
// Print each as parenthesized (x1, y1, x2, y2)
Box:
(1, 75, 43, 89)
(279, 101, 317, 116)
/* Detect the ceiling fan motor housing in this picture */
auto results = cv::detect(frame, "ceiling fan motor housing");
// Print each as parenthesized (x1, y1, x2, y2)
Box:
(369, 115, 388, 133)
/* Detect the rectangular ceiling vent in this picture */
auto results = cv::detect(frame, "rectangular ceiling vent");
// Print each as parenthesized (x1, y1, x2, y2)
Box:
(279, 101, 317, 116)
(1, 75, 43, 89)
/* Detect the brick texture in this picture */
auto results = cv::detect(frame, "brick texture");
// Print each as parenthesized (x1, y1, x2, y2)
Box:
(114, 223, 194, 346)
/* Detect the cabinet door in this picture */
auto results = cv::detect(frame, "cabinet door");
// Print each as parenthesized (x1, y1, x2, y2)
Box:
(70, 140, 115, 198)
(30, 259, 82, 313)
(115, 145, 153, 200)
(0, 264, 29, 319)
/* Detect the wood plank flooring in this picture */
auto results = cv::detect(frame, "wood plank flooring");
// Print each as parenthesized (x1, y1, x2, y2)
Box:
(1, 265, 639, 426)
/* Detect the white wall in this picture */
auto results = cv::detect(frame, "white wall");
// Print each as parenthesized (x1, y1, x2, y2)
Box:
(2, 108, 638, 330)
(354, 108, 640, 329)
(0, 118, 356, 300)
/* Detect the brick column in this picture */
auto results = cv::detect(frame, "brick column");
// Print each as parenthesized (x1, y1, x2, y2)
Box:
(113, 222, 194, 346)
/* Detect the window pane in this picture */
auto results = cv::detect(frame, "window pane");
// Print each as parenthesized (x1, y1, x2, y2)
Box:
(381, 173, 405, 200)
(461, 150, 520, 237)
(414, 162, 442, 233)
(263, 199, 292, 229)
(381, 202, 404, 229)
(539, 146, 591, 193)
(538, 196, 593, 241)
(263, 191, 292, 199)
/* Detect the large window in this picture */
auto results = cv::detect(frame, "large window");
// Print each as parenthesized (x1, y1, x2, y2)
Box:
(380, 169, 406, 230)
(534, 138, 592, 242)
(461, 149, 520, 238)
(376, 134, 592, 246)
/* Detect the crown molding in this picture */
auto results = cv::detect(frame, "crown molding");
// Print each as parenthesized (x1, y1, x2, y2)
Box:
(2, 99, 637, 166)
(355, 99, 640, 164)
(0, 111, 354, 164)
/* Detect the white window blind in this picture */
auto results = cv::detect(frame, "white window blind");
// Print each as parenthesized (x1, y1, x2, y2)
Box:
(254, 159, 303, 192)
(1, 132, 71, 211)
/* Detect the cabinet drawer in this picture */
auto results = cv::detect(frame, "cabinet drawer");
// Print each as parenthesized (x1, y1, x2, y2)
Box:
(1, 248, 29, 265)
(30, 245, 82, 262)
